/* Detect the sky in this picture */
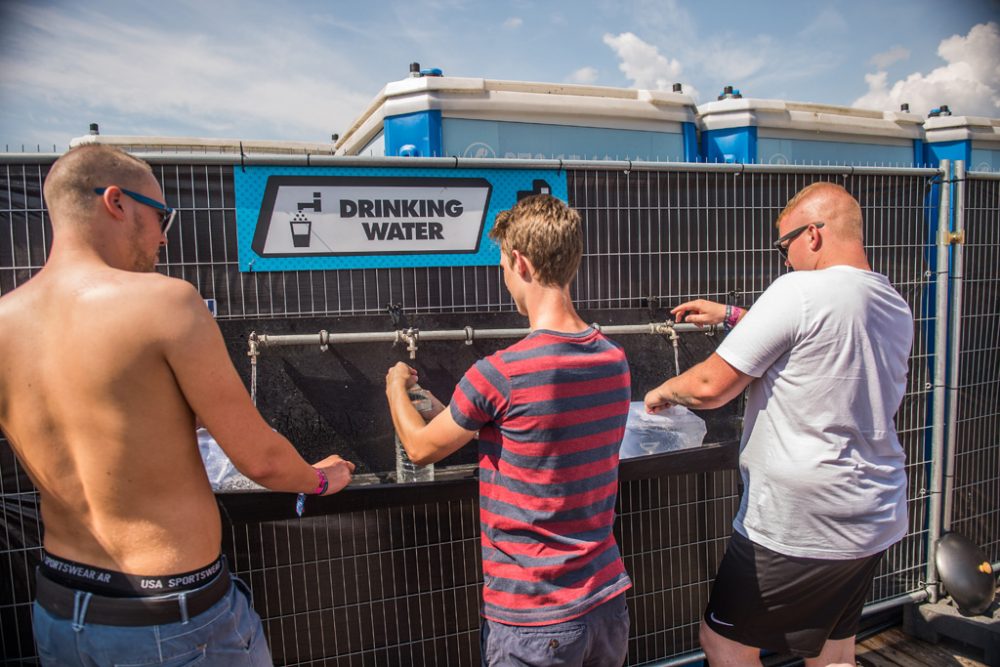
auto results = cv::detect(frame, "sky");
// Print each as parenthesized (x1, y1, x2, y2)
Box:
(1, 0, 998, 151)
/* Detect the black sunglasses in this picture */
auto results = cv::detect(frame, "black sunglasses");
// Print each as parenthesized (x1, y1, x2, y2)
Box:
(95, 187, 177, 234)
(773, 222, 825, 259)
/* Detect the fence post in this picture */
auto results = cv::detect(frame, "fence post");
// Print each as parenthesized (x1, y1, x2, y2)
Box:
(942, 160, 965, 533)
(926, 159, 951, 603)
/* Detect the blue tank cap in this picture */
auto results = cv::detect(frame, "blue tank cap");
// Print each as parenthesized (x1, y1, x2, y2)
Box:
(717, 85, 743, 100)
(420, 68, 443, 77)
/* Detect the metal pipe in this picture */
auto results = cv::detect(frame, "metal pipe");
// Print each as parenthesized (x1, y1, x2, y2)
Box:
(253, 322, 713, 351)
(0, 152, 943, 177)
(926, 159, 952, 603)
(860, 590, 929, 616)
(943, 160, 965, 532)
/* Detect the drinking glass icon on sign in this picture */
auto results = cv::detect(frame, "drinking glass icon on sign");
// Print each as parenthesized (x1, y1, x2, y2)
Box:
(290, 192, 321, 248)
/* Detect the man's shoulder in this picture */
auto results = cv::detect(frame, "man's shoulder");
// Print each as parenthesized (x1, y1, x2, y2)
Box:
(102, 270, 202, 309)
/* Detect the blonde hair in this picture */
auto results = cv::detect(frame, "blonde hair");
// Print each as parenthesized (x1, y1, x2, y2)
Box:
(44, 145, 154, 218)
(777, 181, 863, 242)
(489, 195, 583, 286)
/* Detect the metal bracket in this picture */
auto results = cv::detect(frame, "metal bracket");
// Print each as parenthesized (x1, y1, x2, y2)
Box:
(386, 303, 408, 330)
(940, 229, 966, 245)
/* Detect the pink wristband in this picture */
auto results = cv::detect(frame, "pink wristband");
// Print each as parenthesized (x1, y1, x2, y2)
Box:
(312, 468, 329, 495)
(725, 306, 743, 329)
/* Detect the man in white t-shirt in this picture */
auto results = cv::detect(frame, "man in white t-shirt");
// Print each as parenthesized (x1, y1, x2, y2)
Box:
(644, 182, 913, 667)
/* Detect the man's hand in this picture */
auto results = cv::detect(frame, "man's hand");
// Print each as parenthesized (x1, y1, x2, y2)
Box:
(671, 299, 726, 327)
(313, 455, 355, 495)
(644, 387, 674, 414)
(385, 362, 418, 394)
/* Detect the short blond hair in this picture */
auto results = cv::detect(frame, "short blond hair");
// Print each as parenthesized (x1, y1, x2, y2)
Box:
(44, 144, 154, 218)
(777, 181, 863, 242)
(489, 195, 583, 287)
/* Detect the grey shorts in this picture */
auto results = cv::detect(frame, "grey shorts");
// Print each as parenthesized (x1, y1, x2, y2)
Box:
(703, 530, 885, 658)
(481, 593, 630, 666)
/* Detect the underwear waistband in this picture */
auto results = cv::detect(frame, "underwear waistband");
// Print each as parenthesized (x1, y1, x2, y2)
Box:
(40, 551, 225, 598)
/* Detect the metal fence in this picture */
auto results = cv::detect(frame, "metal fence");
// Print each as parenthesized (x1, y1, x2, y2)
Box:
(0, 155, 992, 666)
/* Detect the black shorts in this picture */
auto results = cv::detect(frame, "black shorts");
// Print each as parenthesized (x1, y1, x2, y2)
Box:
(703, 531, 884, 658)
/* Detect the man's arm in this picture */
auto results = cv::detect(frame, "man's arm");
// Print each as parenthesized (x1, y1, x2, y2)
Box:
(386, 362, 476, 465)
(671, 299, 747, 328)
(644, 352, 753, 412)
(159, 280, 353, 494)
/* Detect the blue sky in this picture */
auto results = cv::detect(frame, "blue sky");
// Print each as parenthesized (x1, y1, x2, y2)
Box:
(1, 0, 998, 150)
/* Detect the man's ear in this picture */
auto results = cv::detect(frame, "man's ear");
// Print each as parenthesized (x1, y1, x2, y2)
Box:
(99, 186, 127, 220)
(510, 250, 534, 281)
(808, 226, 823, 252)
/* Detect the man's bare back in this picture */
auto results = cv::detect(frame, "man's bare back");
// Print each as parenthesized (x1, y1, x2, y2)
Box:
(0, 145, 353, 581)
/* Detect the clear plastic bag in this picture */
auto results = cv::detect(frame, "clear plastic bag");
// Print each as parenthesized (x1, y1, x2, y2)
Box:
(197, 428, 264, 492)
(619, 402, 707, 459)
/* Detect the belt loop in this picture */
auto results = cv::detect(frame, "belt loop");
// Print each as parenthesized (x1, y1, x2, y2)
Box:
(72, 591, 93, 632)
(178, 591, 190, 625)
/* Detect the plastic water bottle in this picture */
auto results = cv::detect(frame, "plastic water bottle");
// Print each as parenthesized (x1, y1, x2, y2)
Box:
(396, 386, 435, 483)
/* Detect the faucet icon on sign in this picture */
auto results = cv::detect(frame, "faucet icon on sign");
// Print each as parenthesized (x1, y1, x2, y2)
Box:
(516, 180, 552, 202)
(290, 192, 321, 248)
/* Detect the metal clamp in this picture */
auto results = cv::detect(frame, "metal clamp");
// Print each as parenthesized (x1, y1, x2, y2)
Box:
(319, 330, 329, 352)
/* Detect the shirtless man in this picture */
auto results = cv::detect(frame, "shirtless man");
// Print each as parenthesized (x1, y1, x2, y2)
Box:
(0, 145, 354, 666)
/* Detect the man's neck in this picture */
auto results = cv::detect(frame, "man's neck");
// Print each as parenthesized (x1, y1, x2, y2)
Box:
(525, 286, 589, 333)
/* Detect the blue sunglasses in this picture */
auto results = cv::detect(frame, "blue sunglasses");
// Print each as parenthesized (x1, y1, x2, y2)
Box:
(95, 187, 177, 234)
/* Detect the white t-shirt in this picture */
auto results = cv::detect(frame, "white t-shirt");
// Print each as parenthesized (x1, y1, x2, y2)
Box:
(717, 266, 913, 559)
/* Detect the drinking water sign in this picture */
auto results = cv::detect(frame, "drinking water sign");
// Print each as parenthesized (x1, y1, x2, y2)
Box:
(234, 166, 567, 271)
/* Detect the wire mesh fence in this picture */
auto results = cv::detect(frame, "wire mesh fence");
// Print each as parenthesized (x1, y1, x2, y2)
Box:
(0, 156, 982, 665)
(949, 173, 1000, 565)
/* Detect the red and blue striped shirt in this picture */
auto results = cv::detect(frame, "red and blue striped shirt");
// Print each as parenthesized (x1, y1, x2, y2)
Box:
(449, 326, 632, 625)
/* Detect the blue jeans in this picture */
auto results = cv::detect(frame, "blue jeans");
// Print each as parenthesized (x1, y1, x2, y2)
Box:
(481, 593, 630, 666)
(32, 576, 272, 666)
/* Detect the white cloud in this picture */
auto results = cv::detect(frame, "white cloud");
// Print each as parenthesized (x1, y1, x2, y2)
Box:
(870, 46, 910, 70)
(799, 7, 848, 39)
(854, 22, 1000, 116)
(0, 4, 371, 142)
(602, 32, 683, 91)
(567, 67, 599, 85)
(503, 17, 523, 29)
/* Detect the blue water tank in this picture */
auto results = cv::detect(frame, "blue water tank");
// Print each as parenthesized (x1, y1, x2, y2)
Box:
(336, 75, 700, 162)
(698, 94, 925, 166)
(924, 113, 1000, 172)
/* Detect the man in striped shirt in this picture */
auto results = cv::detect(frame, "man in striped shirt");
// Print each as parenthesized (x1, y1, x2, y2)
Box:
(386, 194, 633, 666)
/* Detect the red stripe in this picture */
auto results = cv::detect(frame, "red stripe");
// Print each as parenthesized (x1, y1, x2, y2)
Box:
(503, 399, 628, 434)
(484, 533, 613, 558)
(483, 559, 628, 609)
(463, 364, 507, 412)
(515, 373, 629, 403)
(483, 539, 617, 581)
(488, 453, 620, 486)
(481, 478, 619, 513)
(480, 506, 618, 537)
(496, 429, 622, 457)
(505, 348, 624, 375)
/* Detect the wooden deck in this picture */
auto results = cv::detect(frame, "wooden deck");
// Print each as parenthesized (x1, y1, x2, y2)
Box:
(855, 626, 989, 667)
